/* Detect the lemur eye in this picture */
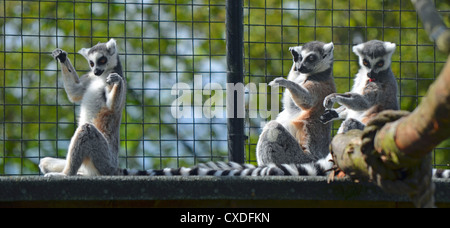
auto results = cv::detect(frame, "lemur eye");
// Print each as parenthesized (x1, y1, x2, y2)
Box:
(89, 61, 95, 67)
(377, 61, 384, 68)
(98, 57, 108, 65)
(363, 59, 370, 67)
(307, 55, 316, 62)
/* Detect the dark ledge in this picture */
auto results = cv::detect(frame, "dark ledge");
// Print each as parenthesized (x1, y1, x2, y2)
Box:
(0, 176, 449, 207)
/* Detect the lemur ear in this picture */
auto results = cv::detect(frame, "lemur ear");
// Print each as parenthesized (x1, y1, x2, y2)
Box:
(323, 42, 334, 57)
(384, 42, 396, 55)
(106, 39, 117, 55)
(352, 43, 364, 56)
(78, 48, 90, 60)
(289, 46, 302, 62)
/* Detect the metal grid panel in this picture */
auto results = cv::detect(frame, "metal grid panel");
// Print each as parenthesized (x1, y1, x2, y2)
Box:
(0, 0, 449, 176)
(0, 0, 229, 175)
(243, 0, 450, 167)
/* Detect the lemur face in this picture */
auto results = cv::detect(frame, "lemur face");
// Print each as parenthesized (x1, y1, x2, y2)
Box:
(289, 41, 334, 75)
(353, 40, 396, 79)
(78, 39, 118, 77)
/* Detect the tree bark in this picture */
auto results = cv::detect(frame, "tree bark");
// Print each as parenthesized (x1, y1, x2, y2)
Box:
(386, 56, 450, 159)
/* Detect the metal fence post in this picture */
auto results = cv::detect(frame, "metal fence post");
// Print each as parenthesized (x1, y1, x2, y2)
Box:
(226, 0, 245, 163)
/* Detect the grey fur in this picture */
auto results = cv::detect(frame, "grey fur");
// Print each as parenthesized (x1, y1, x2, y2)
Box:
(256, 121, 313, 164)
(355, 40, 390, 59)
(322, 40, 399, 133)
(256, 41, 336, 165)
(39, 39, 126, 177)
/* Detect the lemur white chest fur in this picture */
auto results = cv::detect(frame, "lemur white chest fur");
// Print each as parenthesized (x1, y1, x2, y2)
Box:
(345, 69, 374, 121)
(79, 76, 107, 126)
(278, 70, 309, 136)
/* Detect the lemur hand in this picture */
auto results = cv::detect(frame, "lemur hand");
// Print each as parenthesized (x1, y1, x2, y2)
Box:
(269, 77, 288, 87)
(323, 93, 337, 109)
(106, 73, 122, 85)
(320, 109, 339, 124)
(52, 49, 67, 63)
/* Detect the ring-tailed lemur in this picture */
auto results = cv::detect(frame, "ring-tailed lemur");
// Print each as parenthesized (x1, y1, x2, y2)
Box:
(39, 39, 126, 177)
(320, 40, 399, 133)
(256, 41, 337, 166)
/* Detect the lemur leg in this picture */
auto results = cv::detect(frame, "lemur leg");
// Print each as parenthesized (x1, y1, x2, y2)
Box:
(44, 124, 116, 177)
(257, 121, 316, 166)
(52, 49, 86, 103)
(39, 157, 90, 176)
(338, 118, 365, 134)
(39, 158, 66, 174)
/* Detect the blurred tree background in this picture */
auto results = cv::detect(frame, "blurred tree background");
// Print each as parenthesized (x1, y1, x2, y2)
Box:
(0, 0, 449, 175)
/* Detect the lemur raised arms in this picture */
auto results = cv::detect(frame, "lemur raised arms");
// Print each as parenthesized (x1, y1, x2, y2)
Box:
(39, 39, 126, 177)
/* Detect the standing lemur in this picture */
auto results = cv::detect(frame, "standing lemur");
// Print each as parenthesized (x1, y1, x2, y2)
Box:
(320, 40, 399, 133)
(39, 39, 126, 177)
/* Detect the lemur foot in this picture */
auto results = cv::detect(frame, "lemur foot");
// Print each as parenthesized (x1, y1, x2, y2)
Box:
(44, 172, 67, 178)
(52, 49, 67, 63)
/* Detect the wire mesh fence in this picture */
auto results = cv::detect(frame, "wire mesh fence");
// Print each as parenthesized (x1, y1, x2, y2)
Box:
(0, 0, 449, 176)
(1, 0, 230, 175)
(242, 0, 450, 167)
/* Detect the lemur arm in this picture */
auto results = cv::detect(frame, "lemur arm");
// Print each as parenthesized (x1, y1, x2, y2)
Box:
(52, 49, 86, 103)
(105, 73, 126, 112)
(335, 106, 348, 119)
(324, 92, 373, 111)
(270, 78, 316, 109)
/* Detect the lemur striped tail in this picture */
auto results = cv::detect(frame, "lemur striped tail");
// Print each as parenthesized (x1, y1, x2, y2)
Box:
(121, 155, 335, 177)
(433, 169, 450, 178)
(120, 159, 450, 179)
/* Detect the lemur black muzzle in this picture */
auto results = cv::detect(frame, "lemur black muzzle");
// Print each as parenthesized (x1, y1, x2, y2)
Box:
(367, 70, 380, 81)
(94, 69, 104, 76)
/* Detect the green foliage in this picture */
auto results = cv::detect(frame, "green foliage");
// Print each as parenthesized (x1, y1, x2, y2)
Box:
(0, 0, 448, 175)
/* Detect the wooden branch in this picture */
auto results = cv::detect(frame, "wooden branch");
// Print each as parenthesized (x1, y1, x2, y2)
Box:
(331, 131, 370, 181)
(380, 56, 450, 159)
